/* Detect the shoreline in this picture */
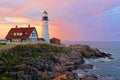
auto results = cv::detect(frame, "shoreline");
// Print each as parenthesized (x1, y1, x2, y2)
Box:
(79, 58, 117, 80)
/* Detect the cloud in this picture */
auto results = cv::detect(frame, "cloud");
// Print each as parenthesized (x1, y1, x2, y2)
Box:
(4, 17, 31, 24)
(24, 9, 41, 19)
(0, 0, 120, 40)
(0, 0, 26, 7)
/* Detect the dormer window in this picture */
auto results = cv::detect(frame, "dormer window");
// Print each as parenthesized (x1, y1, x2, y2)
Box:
(14, 33, 17, 36)
(19, 33, 23, 36)
(13, 33, 23, 36)
(17, 33, 19, 36)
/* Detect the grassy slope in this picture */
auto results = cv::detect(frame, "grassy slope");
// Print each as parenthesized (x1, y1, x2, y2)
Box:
(0, 45, 15, 49)
(0, 43, 69, 80)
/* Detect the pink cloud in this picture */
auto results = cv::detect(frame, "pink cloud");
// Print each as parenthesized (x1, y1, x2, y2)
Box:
(0, 0, 120, 40)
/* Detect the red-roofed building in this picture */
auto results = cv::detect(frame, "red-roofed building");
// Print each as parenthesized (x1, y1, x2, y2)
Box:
(5, 25, 38, 43)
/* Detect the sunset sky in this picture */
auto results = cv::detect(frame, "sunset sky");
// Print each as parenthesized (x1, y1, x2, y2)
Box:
(0, 0, 120, 41)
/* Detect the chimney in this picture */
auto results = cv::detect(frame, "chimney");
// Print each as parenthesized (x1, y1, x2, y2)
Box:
(15, 25, 18, 28)
(28, 25, 30, 28)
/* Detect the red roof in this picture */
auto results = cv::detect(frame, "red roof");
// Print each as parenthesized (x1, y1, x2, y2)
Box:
(38, 38, 45, 41)
(5, 27, 37, 39)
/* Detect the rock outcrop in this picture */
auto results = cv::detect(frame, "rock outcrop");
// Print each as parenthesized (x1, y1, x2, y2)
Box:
(68, 44, 113, 59)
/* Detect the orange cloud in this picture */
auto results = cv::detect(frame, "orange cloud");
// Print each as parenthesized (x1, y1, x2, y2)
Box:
(4, 17, 31, 23)
(0, 0, 120, 41)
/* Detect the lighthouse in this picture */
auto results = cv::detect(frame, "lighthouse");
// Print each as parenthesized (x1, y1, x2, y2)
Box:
(41, 10, 50, 43)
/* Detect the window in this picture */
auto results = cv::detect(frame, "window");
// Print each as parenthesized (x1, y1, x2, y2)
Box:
(34, 33, 35, 37)
(14, 33, 17, 36)
(17, 33, 19, 36)
(32, 33, 33, 37)
(32, 33, 36, 37)
(13, 33, 23, 36)
(19, 33, 23, 36)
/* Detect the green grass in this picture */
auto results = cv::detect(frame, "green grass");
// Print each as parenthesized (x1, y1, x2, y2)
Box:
(0, 45, 15, 49)
(9, 43, 69, 54)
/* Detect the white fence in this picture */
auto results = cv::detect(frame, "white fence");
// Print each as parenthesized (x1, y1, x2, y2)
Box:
(0, 39, 7, 43)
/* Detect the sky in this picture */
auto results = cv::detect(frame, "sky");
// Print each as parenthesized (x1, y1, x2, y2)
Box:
(0, 0, 120, 41)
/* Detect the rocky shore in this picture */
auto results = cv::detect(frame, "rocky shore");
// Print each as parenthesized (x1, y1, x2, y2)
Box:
(0, 43, 113, 80)
(68, 44, 113, 59)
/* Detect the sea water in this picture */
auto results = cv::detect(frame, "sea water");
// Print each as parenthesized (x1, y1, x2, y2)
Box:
(63, 41, 120, 80)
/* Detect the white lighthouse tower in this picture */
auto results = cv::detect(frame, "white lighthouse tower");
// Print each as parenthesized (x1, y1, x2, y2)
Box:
(41, 10, 50, 43)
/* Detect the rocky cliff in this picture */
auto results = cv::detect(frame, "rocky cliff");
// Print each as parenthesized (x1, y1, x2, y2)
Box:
(0, 43, 112, 80)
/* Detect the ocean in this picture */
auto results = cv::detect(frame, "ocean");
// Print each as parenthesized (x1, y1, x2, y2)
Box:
(62, 41, 120, 80)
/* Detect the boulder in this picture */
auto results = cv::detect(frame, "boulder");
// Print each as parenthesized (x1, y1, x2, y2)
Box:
(79, 64, 93, 70)
(53, 72, 78, 80)
(79, 74, 97, 80)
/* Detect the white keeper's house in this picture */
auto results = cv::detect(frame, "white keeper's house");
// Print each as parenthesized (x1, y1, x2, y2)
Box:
(5, 25, 38, 43)
(5, 10, 50, 44)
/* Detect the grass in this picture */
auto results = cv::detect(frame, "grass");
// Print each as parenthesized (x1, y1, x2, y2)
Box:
(9, 43, 69, 54)
(0, 43, 70, 80)
(0, 45, 15, 49)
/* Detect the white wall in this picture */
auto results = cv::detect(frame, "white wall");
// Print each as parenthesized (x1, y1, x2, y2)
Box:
(29, 29, 38, 42)
(41, 21, 50, 43)
(0, 39, 6, 43)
